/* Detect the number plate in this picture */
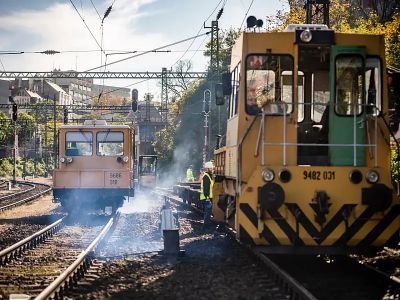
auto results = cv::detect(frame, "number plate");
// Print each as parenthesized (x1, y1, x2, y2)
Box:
(303, 170, 335, 180)
(109, 172, 122, 185)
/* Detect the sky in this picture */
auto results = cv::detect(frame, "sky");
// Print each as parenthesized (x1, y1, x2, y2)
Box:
(0, 0, 288, 100)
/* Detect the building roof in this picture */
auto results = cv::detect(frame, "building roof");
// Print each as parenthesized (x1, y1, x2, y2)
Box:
(45, 80, 66, 94)
(25, 90, 42, 99)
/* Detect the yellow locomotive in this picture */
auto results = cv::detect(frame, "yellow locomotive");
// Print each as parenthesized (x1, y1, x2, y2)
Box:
(213, 24, 399, 253)
(53, 120, 135, 213)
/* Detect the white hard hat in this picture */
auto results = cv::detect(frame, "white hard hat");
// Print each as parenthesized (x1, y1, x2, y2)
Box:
(204, 161, 214, 169)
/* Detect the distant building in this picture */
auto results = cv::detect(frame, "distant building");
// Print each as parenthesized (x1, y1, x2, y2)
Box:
(0, 80, 11, 114)
(91, 84, 130, 100)
(42, 80, 73, 106)
(12, 88, 43, 105)
(52, 72, 93, 106)
(134, 94, 165, 156)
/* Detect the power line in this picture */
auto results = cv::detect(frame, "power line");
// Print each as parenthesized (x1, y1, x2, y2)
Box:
(69, 0, 105, 55)
(89, 0, 102, 21)
(0, 49, 205, 55)
(84, 31, 211, 72)
(170, 0, 226, 69)
(239, 0, 255, 29)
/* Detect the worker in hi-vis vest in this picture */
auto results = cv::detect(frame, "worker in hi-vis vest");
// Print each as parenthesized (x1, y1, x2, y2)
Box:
(200, 161, 214, 229)
(186, 165, 194, 182)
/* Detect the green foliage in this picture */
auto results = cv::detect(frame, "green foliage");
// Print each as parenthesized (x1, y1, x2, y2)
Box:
(0, 111, 10, 142)
(0, 159, 13, 178)
(0, 158, 46, 178)
(391, 149, 400, 183)
(204, 28, 241, 73)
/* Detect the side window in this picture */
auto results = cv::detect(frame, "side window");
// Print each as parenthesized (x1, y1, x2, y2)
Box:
(335, 55, 364, 115)
(365, 57, 381, 115)
(97, 131, 124, 156)
(246, 54, 293, 115)
(65, 131, 93, 156)
(297, 72, 305, 122)
(312, 71, 330, 122)
(229, 63, 241, 118)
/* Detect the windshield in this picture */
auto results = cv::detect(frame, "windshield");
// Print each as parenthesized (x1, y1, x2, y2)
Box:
(97, 131, 124, 156)
(65, 131, 93, 156)
(246, 54, 293, 115)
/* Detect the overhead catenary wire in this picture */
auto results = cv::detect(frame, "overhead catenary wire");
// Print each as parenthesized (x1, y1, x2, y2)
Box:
(84, 31, 211, 72)
(170, 0, 227, 69)
(69, 0, 105, 55)
(239, 0, 255, 29)
(89, 0, 102, 21)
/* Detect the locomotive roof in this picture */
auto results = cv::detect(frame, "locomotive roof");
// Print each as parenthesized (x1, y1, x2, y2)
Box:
(59, 124, 131, 129)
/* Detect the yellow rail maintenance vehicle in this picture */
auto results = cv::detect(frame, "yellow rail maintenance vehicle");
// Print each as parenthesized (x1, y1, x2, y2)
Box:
(53, 120, 135, 214)
(213, 24, 400, 254)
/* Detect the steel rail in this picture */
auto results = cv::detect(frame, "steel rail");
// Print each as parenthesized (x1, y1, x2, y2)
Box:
(0, 218, 65, 265)
(35, 212, 120, 300)
(157, 187, 318, 300)
(0, 182, 36, 202)
(0, 182, 52, 212)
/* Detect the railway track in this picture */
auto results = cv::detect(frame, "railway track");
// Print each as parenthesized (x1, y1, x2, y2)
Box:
(157, 188, 400, 300)
(0, 182, 52, 212)
(0, 214, 118, 299)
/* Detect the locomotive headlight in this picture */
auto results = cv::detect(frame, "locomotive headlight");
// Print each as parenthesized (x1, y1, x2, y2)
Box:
(262, 169, 275, 182)
(300, 29, 312, 43)
(59, 157, 65, 163)
(66, 157, 73, 164)
(366, 170, 379, 184)
(117, 156, 129, 163)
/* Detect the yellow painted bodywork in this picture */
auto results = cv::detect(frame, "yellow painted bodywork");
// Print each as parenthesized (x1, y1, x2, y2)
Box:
(213, 30, 399, 249)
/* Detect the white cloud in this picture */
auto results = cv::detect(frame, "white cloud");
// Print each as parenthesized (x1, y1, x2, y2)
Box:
(0, 0, 287, 99)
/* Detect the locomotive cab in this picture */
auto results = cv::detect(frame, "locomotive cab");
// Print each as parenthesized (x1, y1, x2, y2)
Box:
(53, 120, 135, 214)
(213, 25, 399, 253)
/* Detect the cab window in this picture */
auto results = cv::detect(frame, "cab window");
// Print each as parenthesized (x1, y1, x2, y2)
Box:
(65, 131, 93, 156)
(366, 57, 382, 115)
(335, 55, 364, 115)
(97, 131, 124, 156)
(246, 54, 294, 115)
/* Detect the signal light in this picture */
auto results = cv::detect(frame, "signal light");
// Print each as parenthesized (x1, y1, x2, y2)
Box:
(132, 89, 138, 112)
(12, 104, 18, 122)
(63, 106, 68, 124)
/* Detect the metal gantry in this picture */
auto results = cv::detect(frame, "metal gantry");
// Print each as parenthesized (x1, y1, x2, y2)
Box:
(0, 71, 207, 79)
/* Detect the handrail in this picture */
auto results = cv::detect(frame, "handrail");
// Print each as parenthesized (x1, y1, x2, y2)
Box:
(259, 102, 381, 167)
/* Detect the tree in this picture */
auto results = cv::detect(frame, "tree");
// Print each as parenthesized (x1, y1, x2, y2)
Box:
(272, 0, 400, 68)
(0, 111, 10, 143)
(203, 28, 241, 73)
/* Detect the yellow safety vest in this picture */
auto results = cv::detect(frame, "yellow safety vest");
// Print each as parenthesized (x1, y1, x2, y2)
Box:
(186, 168, 194, 182)
(200, 172, 214, 200)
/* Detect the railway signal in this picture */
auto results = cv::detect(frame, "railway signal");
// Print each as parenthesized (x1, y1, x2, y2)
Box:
(12, 103, 18, 122)
(132, 89, 138, 112)
(63, 106, 68, 124)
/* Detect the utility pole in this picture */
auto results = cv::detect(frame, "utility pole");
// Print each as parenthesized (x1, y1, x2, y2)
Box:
(53, 94, 57, 171)
(10, 100, 18, 185)
(161, 67, 168, 123)
(305, 0, 330, 26)
(44, 106, 48, 178)
(203, 89, 211, 166)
